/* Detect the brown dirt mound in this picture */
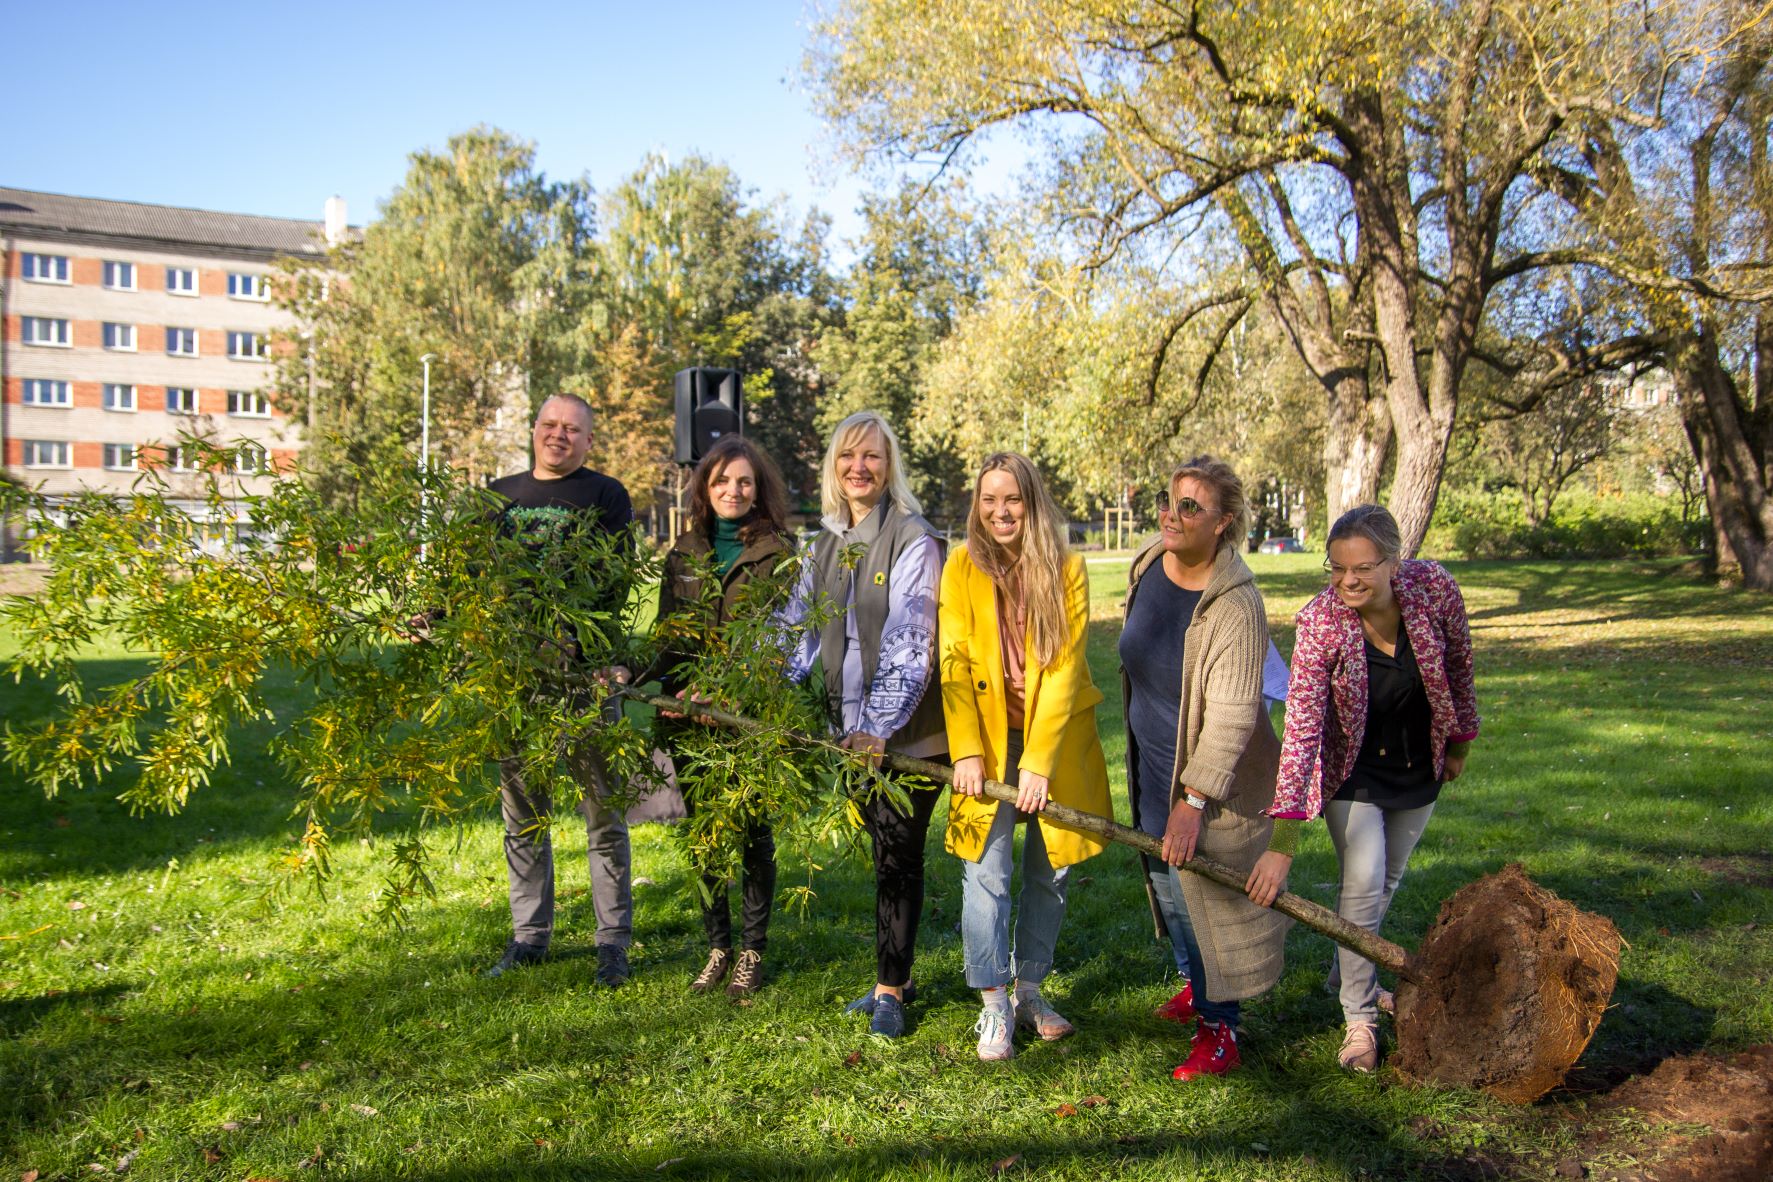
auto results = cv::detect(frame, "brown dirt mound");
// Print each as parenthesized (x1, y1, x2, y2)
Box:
(1588, 1045, 1773, 1182)
(1392, 862, 1621, 1103)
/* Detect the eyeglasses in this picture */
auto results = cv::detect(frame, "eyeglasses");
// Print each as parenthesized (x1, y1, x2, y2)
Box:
(1156, 491, 1217, 520)
(1323, 560, 1389, 580)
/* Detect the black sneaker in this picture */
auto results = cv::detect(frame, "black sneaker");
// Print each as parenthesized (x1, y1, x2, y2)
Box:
(596, 943, 631, 988)
(482, 939, 547, 979)
(725, 949, 764, 997)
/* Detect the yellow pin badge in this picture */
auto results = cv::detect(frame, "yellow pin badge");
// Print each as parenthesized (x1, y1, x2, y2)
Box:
(873, 572, 887, 586)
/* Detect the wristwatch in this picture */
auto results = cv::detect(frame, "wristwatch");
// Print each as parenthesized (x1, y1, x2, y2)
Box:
(1183, 793, 1208, 811)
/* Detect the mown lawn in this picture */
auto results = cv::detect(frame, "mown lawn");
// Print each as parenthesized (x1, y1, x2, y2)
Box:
(2, 556, 1769, 1181)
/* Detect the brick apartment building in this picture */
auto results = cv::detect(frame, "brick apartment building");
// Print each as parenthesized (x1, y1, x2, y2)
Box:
(1, 186, 347, 558)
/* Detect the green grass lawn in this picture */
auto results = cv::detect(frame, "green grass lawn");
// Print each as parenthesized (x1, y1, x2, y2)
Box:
(2, 557, 1769, 1180)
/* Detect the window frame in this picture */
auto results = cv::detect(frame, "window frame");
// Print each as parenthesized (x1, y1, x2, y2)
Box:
(226, 330, 268, 361)
(226, 389, 271, 417)
(226, 272, 269, 301)
(165, 327, 198, 357)
(234, 442, 268, 474)
(22, 440, 72, 468)
(22, 378, 73, 408)
(103, 322, 138, 352)
(21, 253, 71, 284)
(165, 386, 199, 415)
(103, 383, 138, 413)
(22, 317, 72, 347)
(102, 260, 137, 291)
(103, 443, 138, 471)
(165, 266, 197, 296)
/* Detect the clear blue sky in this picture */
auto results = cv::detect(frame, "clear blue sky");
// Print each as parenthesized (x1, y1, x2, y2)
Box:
(8, 0, 945, 255)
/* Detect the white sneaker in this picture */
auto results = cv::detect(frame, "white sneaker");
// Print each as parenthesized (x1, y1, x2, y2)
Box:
(1014, 990, 1075, 1041)
(975, 1004, 1015, 1061)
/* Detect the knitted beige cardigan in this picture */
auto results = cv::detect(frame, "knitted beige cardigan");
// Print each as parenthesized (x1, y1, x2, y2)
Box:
(1122, 540, 1291, 1003)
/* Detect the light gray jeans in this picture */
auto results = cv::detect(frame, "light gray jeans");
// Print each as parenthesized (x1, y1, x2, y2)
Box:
(1324, 797, 1435, 1024)
(960, 730, 1071, 989)
(500, 735, 633, 951)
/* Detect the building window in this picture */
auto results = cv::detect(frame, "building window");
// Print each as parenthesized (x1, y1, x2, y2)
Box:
(104, 383, 137, 412)
(103, 443, 138, 471)
(227, 331, 267, 360)
(21, 253, 70, 283)
(103, 322, 137, 351)
(22, 379, 72, 408)
(227, 390, 271, 417)
(22, 440, 71, 468)
(166, 386, 199, 414)
(103, 260, 137, 290)
(22, 317, 72, 347)
(227, 272, 269, 300)
(165, 267, 197, 296)
(166, 327, 198, 356)
(235, 442, 268, 474)
(168, 445, 198, 473)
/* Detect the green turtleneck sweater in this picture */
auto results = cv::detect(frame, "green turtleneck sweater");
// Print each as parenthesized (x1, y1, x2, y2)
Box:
(711, 516, 746, 576)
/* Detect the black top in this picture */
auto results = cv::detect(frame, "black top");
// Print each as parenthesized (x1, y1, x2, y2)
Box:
(488, 468, 633, 539)
(1120, 560, 1204, 837)
(1341, 623, 1441, 810)
(487, 467, 635, 665)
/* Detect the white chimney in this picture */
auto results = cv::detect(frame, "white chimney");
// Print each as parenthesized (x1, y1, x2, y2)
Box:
(324, 196, 348, 246)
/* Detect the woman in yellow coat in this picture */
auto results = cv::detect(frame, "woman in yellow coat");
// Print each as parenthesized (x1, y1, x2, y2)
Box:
(941, 452, 1113, 1061)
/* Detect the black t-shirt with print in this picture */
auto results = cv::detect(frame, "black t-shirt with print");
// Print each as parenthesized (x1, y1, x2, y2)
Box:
(487, 468, 635, 662)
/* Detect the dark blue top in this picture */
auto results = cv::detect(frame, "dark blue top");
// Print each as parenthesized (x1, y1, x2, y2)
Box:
(1119, 559, 1203, 837)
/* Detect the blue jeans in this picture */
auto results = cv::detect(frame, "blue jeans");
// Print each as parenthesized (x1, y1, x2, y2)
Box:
(1325, 798, 1436, 1024)
(1148, 863, 1239, 1028)
(960, 730, 1071, 989)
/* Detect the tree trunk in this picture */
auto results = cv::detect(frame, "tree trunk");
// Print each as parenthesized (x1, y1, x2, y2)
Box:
(1323, 373, 1392, 525)
(1672, 332, 1773, 590)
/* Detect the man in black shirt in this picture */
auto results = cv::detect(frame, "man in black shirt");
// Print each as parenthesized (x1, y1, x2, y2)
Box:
(482, 394, 638, 987)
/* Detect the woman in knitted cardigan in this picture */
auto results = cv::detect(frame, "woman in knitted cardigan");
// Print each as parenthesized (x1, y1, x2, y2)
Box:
(1119, 455, 1292, 1081)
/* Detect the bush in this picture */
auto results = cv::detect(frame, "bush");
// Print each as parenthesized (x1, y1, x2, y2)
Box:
(1421, 489, 1706, 560)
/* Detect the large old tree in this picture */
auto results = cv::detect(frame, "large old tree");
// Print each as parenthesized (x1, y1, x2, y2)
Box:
(810, 0, 1680, 550)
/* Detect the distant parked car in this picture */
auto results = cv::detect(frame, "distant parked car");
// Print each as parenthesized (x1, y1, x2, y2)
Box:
(1257, 536, 1307, 555)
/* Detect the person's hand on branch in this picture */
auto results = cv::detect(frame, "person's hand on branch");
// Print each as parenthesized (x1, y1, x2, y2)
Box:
(1162, 793, 1207, 866)
(1246, 850, 1293, 908)
(1016, 768, 1050, 813)
(592, 665, 631, 689)
(951, 755, 985, 797)
(840, 731, 886, 769)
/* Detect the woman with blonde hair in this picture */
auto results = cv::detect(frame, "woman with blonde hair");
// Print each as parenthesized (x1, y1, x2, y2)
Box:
(940, 453, 1112, 1060)
(1118, 455, 1292, 1080)
(780, 410, 946, 1038)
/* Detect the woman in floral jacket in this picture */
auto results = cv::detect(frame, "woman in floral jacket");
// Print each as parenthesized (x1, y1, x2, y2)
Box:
(1245, 504, 1479, 1073)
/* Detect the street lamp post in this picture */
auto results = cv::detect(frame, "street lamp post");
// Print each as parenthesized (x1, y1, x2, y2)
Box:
(419, 353, 435, 561)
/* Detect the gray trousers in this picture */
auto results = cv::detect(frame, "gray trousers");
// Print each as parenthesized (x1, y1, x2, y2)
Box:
(500, 737, 632, 950)
(1324, 798, 1435, 1024)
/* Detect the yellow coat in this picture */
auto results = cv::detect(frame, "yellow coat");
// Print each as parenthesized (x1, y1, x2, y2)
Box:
(939, 548, 1112, 869)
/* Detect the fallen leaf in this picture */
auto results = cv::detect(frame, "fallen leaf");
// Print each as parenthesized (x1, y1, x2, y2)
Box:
(990, 1154, 1022, 1174)
(23, 1170, 41, 1182)
(1251, 1142, 1269, 1152)
(349, 1104, 379, 1117)
(843, 1050, 862, 1067)
(221, 1121, 241, 1132)
(66, 900, 85, 911)
(298, 1061, 314, 1072)
(1080, 1095, 1108, 1108)
(203, 1147, 223, 1164)
(53, 816, 70, 827)
(86, 1011, 122, 1025)
(533, 1138, 550, 1147)
(288, 985, 304, 993)
(1054, 1103, 1078, 1118)
(116, 1148, 139, 1172)
(655, 1159, 683, 1171)
(133, 1129, 144, 1142)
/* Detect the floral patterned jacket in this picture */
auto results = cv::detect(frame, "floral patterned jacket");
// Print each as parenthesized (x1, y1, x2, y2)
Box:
(1270, 559, 1479, 820)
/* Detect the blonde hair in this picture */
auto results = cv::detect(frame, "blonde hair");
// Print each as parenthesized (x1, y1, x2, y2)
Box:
(1171, 454, 1249, 554)
(966, 452, 1071, 668)
(819, 410, 923, 522)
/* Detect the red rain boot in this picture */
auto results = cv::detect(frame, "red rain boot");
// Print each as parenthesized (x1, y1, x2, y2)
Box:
(1172, 1019, 1241, 1081)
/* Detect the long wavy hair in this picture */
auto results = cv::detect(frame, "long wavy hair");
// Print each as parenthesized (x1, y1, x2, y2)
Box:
(818, 410, 922, 523)
(965, 452, 1071, 668)
(686, 434, 790, 545)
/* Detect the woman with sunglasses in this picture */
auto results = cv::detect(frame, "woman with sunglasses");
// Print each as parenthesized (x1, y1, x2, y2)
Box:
(1246, 504, 1479, 1073)
(940, 453, 1112, 1061)
(1119, 456, 1291, 1081)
